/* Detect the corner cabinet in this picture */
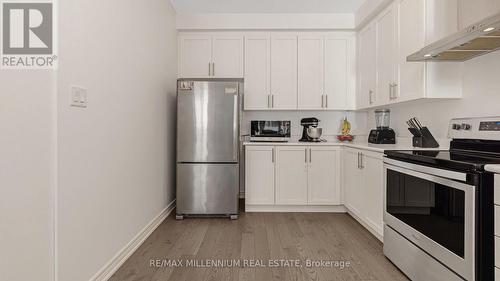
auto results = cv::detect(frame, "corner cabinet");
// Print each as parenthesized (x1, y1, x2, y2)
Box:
(245, 145, 341, 211)
(343, 147, 384, 240)
(356, 0, 462, 110)
(178, 33, 243, 78)
(298, 33, 356, 110)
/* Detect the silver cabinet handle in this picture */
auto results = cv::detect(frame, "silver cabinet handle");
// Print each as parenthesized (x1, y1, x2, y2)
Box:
(271, 94, 274, 108)
(360, 153, 364, 169)
(369, 90, 374, 104)
(325, 95, 328, 108)
(309, 148, 312, 163)
(305, 148, 308, 163)
(212, 62, 215, 76)
(357, 152, 360, 168)
(321, 95, 324, 108)
(208, 62, 211, 76)
(272, 148, 275, 163)
(267, 95, 270, 108)
(392, 83, 398, 99)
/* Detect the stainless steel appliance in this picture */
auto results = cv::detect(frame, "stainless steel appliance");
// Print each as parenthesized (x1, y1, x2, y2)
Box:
(408, 12, 500, 62)
(299, 118, 325, 142)
(176, 79, 242, 220)
(250, 120, 291, 142)
(383, 117, 499, 281)
(369, 109, 396, 144)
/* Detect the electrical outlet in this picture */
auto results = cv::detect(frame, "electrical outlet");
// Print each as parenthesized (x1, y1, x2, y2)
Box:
(70, 86, 87, 108)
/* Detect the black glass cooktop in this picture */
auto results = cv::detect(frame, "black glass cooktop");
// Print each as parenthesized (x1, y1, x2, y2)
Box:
(385, 149, 500, 172)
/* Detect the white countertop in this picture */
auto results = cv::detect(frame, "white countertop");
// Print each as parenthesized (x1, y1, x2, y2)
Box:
(243, 136, 449, 153)
(485, 165, 500, 174)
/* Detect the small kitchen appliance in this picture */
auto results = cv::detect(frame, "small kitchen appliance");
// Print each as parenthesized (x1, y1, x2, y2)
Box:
(250, 121, 291, 142)
(383, 116, 500, 281)
(299, 118, 324, 142)
(368, 109, 396, 144)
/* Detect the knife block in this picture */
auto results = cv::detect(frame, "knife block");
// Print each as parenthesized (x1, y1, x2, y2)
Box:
(409, 127, 439, 148)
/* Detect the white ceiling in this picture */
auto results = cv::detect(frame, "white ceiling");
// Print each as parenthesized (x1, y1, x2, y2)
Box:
(170, 0, 366, 14)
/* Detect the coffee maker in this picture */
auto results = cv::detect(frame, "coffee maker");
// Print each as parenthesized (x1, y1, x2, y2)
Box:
(368, 109, 396, 144)
(300, 117, 320, 142)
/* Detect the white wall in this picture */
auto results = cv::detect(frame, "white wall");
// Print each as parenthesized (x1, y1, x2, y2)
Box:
(56, 0, 177, 280)
(0, 72, 55, 281)
(365, 0, 500, 140)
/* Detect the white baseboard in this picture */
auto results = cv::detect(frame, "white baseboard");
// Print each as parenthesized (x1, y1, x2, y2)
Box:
(245, 204, 346, 213)
(346, 208, 383, 242)
(89, 200, 176, 281)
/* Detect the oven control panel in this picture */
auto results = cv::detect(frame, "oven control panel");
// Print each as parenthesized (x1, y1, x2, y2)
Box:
(449, 117, 500, 140)
(479, 121, 500, 131)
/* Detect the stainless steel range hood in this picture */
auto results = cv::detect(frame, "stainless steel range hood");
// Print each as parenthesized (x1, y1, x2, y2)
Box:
(407, 12, 500, 62)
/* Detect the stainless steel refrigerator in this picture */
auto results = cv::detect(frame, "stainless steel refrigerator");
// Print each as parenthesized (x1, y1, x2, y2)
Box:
(176, 79, 242, 220)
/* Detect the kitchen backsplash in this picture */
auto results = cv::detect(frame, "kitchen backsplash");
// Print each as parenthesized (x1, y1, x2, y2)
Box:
(242, 110, 368, 137)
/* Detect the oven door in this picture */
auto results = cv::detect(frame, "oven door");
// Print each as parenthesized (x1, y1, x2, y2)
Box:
(384, 158, 475, 281)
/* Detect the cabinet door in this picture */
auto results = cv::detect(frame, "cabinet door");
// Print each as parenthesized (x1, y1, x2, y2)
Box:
(212, 35, 244, 78)
(244, 34, 271, 110)
(376, 4, 397, 105)
(271, 34, 298, 109)
(178, 35, 212, 78)
(397, 0, 425, 102)
(343, 149, 364, 215)
(308, 147, 340, 205)
(357, 24, 376, 109)
(298, 34, 324, 110)
(245, 146, 275, 205)
(324, 35, 355, 110)
(361, 152, 384, 235)
(276, 147, 308, 205)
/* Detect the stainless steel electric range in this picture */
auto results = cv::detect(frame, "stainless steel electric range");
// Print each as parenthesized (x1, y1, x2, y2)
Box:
(383, 117, 500, 281)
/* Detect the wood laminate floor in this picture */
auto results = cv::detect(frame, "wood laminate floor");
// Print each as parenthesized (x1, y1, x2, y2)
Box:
(110, 211, 409, 281)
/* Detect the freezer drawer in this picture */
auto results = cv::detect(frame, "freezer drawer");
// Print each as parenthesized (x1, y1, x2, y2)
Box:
(177, 163, 239, 215)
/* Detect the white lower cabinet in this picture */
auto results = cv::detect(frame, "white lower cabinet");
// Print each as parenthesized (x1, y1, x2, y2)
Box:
(344, 147, 384, 239)
(276, 147, 309, 205)
(308, 147, 341, 205)
(245, 146, 275, 205)
(245, 145, 341, 209)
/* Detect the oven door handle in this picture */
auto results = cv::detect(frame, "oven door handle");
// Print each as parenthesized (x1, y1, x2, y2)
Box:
(384, 161, 474, 192)
(383, 157, 468, 182)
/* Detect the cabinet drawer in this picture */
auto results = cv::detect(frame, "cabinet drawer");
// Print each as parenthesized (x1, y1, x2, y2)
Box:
(495, 175, 500, 205)
(496, 206, 500, 237)
(496, 267, 500, 281)
(496, 236, 500, 268)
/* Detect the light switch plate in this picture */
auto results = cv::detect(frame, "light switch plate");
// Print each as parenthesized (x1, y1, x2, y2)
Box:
(70, 86, 87, 108)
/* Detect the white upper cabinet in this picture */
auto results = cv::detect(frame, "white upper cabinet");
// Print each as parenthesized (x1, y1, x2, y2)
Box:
(357, 24, 377, 109)
(271, 33, 298, 110)
(298, 34, 324, 110)
(178, 33, 243, 78)
(375, 3, 397, 106)
(212, 35, 244, 78)
(324, 34, 356, 110)
(298, 33, 356, 110)
(178, 35, 212, 78)
(356, 0, 461, 110)
(244, 34, 271, 110)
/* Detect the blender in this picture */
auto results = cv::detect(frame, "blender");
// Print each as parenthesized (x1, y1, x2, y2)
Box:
(368, 109, 396, 144)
